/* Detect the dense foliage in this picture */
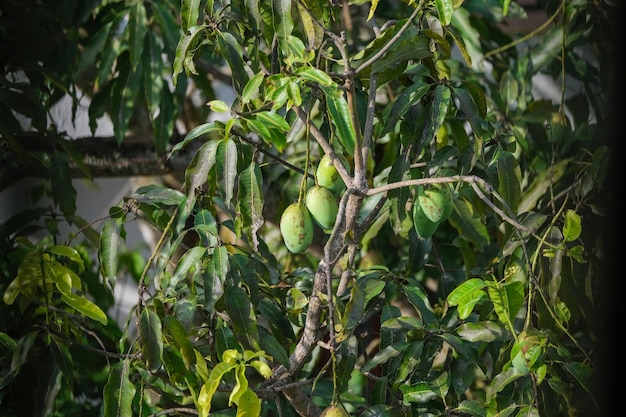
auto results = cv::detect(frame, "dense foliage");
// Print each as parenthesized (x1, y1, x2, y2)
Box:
(0, 0, 618, 416)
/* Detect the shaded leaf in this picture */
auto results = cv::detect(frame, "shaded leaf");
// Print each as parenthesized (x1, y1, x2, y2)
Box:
(139, 309, 164, 371)
(103, 360, 136, 417)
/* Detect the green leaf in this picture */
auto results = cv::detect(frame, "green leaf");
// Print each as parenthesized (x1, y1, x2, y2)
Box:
(173, 25, 207, 84)
(257, 299, 294, 342)
(143, 31, 164, 117)
(165, 316, 196, 369)
(50, 152, 77, 217)
(198, 362, 234, 417)
(128, 2, 147, 70)
(233, 387, 262, 415)
(242, 72, 265, 104)
(420, 84, 451, 149)
(216, 137, 238, 209)
(217, 31, 250, 93)
(170, 122, 223, 156)
(518, 159, 568, 214)
(448, 198, 490, 249)
(446, 278, 487, 320)
(257, 327, 290, 368)
(184, 139, 219, 194)
(135, 184, 186, 206)
(486, 367, 524, 402)
(496, 151, 521, 213)
(103, 360, 136, 417)
(403, 282, 437, 325)
(76, 21, 113, 75)
(169, 246, 206, 291)
(487, 280, 525, 326)
(320, 85, 356, 155)
(400, 381, 438, 404)
(296, 0, 325, 49)
(224, 286, 260, 350)
(238, 162, 264, 251)
(181, 0, 201, 32)
(435, 0, 454, 25)
(456, 400, 487, 417)
(382, 81, 430, 135)
(99, 217, 121, 289)
(295, 66, 333, 87)
(154, 85, 177, 154)
(96, 10, 130, 87)
(110, 60, 143, 144)
(49, 245, 84, 272)
(456, 321, 509, 342)
(229, 365, 248, 406)
(562, 209, 581, 242)
(362, 341, 409, 372)
(61, 292, 108, 325)
(451, 85, 487, 141)
(273, 0, 293, 39)
(139, 308, 163, 371)
(561, 361, 593, 395)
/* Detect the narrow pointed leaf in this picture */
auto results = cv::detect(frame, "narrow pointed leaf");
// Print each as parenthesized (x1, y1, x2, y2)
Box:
(223, 285, 260, 350)
(103, 361, 136, 417)
(99, 218, 122, 287)
(139, 309, 164, 371)
(320, 85, 356, 155)
(496, 151, 521, 213)
(216, 137, 238, 209)
(129, 2, 147, 70)
(181, 0, 201, 32)
(238, 162, 264, 251)
(169, 246, 206, 290)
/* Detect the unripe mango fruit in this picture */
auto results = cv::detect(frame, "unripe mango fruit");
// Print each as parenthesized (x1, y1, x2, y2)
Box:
(280, 203, 313, 253)
(417, 183, 454, 223)
(316, 153, 348, 195)
(305, 185, 338, 230)
(320, 405, 349, 417)
(413, 200, 440, 238)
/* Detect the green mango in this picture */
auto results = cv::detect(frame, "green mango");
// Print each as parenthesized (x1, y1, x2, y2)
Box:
(280, 203, 314, 253)
(305, 185, 339, 230)
(316, 153, 348, 195)
(413, 199, 440, 238)
(417, 183, 454, 223)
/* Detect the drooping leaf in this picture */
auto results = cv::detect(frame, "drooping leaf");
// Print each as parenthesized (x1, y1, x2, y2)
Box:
(103, 360, 136, 417)
(496, 151, 521, 213)
(99, 217, 122, 288)
(173, 25, 207, 83)
(50, 152, 77, 217)
(143, 30, 164, 117)
(217, 31, 249, 93)
(139, 308, 164, 371)
(197, 361, 234, 417)
(110, 60, 143, 144)
(320, 85, 356, 155)
(216, 137, 238, 209)
(223, 285, 260, 350)
(435, 0, 454, 25)
(181, 0, 201, 32)
(238, 162, 264, 251)
(272, 0, 293, 39)
(128, 2, 147, 70)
